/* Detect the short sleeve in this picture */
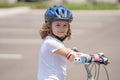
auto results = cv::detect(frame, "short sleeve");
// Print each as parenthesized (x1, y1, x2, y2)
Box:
(51, 41, 65, 53)
(45, 38, 65, 53)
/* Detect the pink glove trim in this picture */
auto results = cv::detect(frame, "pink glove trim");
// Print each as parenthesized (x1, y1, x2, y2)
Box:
(94, 54, 100, 61)
(76, 54, 81, 58)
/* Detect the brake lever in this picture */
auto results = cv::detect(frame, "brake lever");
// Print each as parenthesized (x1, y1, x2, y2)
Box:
(98, 53, 110, 65)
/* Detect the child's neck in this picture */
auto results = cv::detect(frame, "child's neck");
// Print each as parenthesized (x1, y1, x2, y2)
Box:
(52, 34, 67, 42)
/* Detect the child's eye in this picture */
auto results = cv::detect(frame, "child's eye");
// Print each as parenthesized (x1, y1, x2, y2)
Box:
(56, 24, 60, 26)
(63, 25, 67, 27)
(63, 24, 68, 28)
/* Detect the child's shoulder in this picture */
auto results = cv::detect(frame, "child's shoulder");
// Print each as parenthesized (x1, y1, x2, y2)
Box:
(44, 36, 63, 45)
(45, 36, 55, 41)
(44, 36, 57, 43)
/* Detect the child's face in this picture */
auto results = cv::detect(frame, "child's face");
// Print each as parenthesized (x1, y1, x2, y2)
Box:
(52, 21, 69, 38)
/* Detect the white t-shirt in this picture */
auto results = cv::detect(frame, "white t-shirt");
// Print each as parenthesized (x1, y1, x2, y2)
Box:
(38, 36, 67, 80)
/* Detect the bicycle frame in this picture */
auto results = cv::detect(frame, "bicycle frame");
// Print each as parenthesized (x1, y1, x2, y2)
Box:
(85, 64, 94, 80)
(84, 63, 109, 80)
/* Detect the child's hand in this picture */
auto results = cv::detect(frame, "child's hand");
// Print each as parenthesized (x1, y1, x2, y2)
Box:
(90, 53, 109, 65)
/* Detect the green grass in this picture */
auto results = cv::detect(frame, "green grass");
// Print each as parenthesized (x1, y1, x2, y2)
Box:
(0, 2, 120, 10)
(63, 2, 120, 10)
(0, 2, 26, 8)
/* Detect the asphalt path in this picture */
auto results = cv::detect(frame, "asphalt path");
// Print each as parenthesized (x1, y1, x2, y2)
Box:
(0, 8, 120, 80)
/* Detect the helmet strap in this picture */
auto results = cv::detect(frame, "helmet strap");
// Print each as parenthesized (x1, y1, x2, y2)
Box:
(52, 34, 67, 42)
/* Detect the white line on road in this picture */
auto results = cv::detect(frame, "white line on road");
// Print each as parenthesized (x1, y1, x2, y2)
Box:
(0, 54, 22, 59)
(0, 39, 41, 44)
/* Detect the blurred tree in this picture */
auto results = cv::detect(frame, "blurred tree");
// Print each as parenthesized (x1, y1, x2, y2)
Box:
(118, 0, 120, 3)
(19, 0, 39, 2)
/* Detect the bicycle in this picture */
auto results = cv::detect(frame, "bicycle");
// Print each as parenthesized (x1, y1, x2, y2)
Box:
(84, 53, 109, 80)
(72, 48, 110, 80)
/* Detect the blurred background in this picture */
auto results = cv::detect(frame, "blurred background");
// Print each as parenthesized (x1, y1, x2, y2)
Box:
(0, 0, 120, 80)
(0, 0, 120, 3)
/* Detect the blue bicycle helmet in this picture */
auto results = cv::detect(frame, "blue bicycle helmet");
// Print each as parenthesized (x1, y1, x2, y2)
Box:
(45, 5, 73, 23)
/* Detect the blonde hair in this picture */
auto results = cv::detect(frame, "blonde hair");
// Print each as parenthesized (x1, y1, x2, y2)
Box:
(39, 22, 71, 40)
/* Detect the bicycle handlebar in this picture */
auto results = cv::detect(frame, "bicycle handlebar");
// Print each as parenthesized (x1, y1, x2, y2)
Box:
(93, 53, 109, 65)
(71, 47, 109, 65)
(71, 48, 110, 80)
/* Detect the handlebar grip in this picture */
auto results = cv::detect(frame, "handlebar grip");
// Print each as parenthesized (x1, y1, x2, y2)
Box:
(90, 53, 109, 65)
(99, 54, 109, 65)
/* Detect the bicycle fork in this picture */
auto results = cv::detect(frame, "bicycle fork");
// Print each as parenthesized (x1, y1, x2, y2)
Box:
(85, 64, 94, 80)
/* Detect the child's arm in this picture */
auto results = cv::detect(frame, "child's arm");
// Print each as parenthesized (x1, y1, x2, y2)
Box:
(54, 48, 91, 63)
(54, 48, 108, 64)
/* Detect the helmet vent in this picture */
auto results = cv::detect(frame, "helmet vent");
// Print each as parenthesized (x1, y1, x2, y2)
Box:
(56, 9, 59, 14)
(62, 9, 65, 14)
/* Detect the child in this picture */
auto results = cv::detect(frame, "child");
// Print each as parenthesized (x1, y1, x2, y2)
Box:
(38, 5, 108, 80)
